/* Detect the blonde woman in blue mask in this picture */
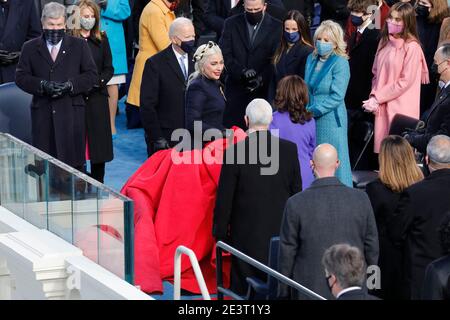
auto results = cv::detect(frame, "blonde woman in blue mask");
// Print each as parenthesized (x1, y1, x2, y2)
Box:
(304, 20, 353, 187)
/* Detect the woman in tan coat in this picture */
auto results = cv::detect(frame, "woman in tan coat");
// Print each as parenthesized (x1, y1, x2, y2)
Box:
(127, 0, 176, 108)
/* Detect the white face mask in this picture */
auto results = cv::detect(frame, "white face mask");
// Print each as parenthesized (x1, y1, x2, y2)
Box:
(80, 17, 96, 31)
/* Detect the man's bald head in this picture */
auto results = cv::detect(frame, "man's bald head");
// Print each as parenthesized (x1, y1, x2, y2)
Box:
(311, 144, 340, 178)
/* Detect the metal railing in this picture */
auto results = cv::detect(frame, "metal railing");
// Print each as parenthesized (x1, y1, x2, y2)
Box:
(174, 245, 211, 300)
(215, 241, 326, 300)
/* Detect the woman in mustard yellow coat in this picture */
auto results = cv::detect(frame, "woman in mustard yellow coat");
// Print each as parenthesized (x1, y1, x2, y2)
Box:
(127, 0, 176, 108)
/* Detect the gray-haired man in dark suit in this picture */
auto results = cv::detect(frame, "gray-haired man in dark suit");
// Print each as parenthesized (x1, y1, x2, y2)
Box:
(278, 143, 379, 300)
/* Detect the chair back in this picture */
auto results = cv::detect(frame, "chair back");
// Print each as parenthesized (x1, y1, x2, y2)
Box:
(0, 82, 33, 144)
(389, 114, 421, 136)
(267, 236, 280, 300)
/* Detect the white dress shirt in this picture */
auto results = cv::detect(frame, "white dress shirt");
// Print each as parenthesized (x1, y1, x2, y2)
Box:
(336, 286, 362, 299)
(46, 40, 63, 55)
(172, 45, 188, 77)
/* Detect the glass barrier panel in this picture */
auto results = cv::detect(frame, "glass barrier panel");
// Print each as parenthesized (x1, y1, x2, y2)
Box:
(0, 137, 25, 218)
(23, 153, 49, 229)
(46, 161, 74, 243)
(97, 188, 126, 279)
(0, 133, 134, 284)
(73, 177, 99, 264)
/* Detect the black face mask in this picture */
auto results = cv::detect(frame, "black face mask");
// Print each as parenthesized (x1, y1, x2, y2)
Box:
(245, 10, 263, 26)
(180, 40, 195, 54)
(43, 29, 65, 46)
(416, 4, 430, 18)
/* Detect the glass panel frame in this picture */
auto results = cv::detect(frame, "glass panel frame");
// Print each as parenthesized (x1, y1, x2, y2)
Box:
(0, 133, 134, 284)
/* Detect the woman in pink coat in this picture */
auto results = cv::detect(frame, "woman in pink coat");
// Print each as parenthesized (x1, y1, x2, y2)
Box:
(363, 2, 429, 153)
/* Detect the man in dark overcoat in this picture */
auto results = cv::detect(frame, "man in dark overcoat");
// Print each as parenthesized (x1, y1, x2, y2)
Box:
(15, 2, 97, 170)
(213, 98, 301, 296)
(0, 0, 41, 84)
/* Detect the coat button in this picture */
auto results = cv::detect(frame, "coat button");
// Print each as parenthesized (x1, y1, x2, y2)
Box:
(53, 110, 56, 114)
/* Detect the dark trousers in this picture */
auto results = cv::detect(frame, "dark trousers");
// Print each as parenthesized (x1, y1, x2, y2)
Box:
(89, 162, 106, 184)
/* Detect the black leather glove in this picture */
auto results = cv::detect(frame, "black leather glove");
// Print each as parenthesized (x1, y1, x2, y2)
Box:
(241, 68, 257, 81)
(53, 81, 74, 96)
(153, 137, 170, 152)
(87, 84, 101, 95)
(0, 50, 20, 66)
(40, 80, 61, 98)
(402, 130, 421, 146)
(246, 75, 263, 93)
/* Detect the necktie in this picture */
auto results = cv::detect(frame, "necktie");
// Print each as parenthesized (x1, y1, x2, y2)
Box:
(50, 46, 59, 62)
(179, 55, 187, 80)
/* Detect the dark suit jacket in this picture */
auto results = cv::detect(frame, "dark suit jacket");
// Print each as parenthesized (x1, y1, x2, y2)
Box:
(388, 169, 450, 300)
(229, 0, 286, 21)
(0, 0, 41, 83)
(282, 0, 314, 18)
(279, 177, 379, 300)
(176, 0, 207, 38)
(219, 13, 282, 128)
(83, 34, 114, 164)
(15, 34, 97, 168)
(213, 130, 301, 295)
(185, 75, 226, 134)
(337, 288, 380, 300)
(269, 42, 313, 102)
(140, 45, 194, 143)
(345, 28, 380, 111)
(422, 255, 450, 300)
(204, 0, 233, 36)
(410, 85, 450, 154)
(206, 0, 285, 39)
(318, 0, 350, 27)
(366, 179, 405, 300)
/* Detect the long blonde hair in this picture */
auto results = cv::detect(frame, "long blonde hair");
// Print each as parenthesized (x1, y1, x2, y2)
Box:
(313, 20, 349, 59)
(71, 0, 103, 41)
(379, 135, 424, 193)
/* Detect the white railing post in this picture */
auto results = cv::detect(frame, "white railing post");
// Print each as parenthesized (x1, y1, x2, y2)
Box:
(174, 246, 211, 300)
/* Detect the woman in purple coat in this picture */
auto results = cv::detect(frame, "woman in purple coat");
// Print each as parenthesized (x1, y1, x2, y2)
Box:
(270, 75, 316, 190)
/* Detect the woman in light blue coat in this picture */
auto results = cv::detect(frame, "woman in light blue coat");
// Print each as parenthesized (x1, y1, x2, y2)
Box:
(305, 20, 352, 187)
(100, 0, 130, 136)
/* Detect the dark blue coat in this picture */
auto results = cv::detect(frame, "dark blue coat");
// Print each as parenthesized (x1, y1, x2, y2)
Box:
(269, 42, 313, 102)
(0, 0, 41, 83)
(15, 34, 98, 168)
(185, 75, 226, 135)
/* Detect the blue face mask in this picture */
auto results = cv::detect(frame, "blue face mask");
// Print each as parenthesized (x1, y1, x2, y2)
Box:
(350, 14, 364, 27)
(284, 31, 300, 43)
(316, 40, 334, 57)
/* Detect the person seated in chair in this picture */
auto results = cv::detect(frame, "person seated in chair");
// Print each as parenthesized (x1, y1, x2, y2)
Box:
(404, 44, 450, 154)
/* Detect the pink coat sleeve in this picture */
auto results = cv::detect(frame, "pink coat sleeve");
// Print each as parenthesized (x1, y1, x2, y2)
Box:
(371, 42, 426, 104)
